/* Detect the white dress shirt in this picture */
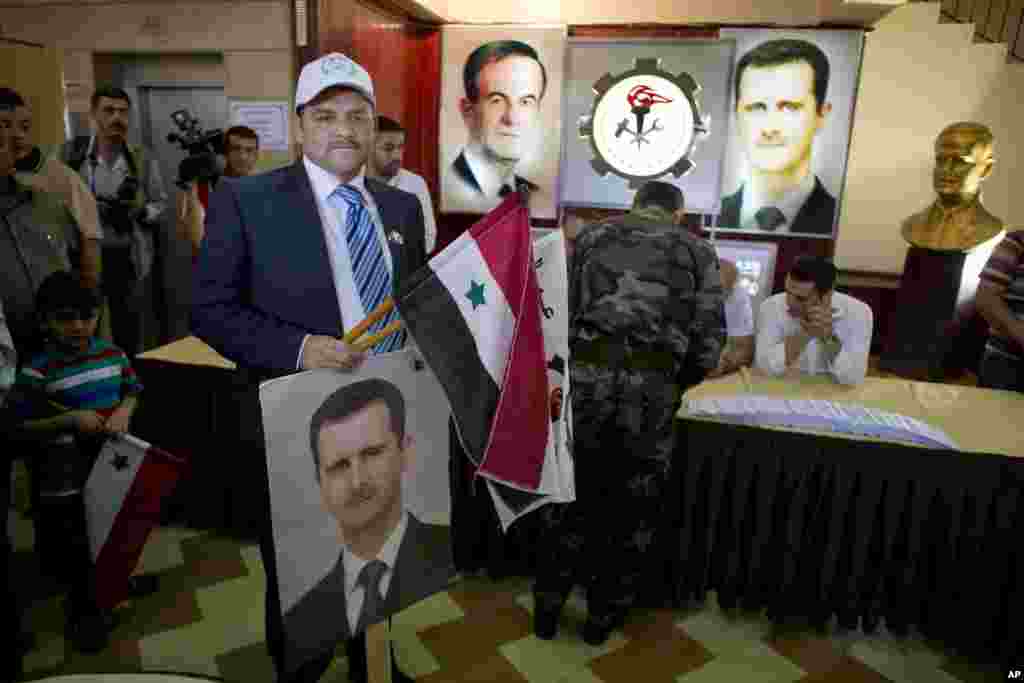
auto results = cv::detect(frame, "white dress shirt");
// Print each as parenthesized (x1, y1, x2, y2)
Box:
(298, 156, 394, 367)
(740, 171, 816, 233)
(462, 142, 517, 198)
(342, 511, 408, 634)
(723, 285, 755, 338)
(755, 291, 873, 386)
(387, 168, 437, 253)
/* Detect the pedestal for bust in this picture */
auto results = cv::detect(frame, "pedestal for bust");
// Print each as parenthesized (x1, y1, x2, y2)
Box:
(880, 241, 998, 381)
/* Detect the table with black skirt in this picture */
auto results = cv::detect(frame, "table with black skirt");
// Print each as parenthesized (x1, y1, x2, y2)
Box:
(449, 372, 1024, 666)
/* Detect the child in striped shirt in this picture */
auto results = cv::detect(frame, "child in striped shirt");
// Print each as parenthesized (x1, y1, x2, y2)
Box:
(14, 270, 143, 653)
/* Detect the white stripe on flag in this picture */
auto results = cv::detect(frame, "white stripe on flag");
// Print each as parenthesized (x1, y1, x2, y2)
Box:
(84, 435, 147, 561)
(49, 364, 120, 392)
(431, 232, 515, 387)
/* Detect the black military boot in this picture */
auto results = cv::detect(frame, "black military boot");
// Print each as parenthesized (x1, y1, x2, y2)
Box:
(582, 607, 625, 646)
(533, 591, 567, 640)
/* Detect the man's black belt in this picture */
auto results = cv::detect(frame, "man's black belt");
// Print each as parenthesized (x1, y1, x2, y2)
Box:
(571, 338, 675, 372)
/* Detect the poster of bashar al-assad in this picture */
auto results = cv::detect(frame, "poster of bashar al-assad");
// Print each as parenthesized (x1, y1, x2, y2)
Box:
(440, 25, 567, 220)
(260, 350, 455, 676)
(560, 39, 735, 213)
(716, 29, 865, 237)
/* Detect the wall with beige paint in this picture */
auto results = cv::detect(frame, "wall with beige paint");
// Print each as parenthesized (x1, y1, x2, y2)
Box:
(2, 0, 296, 164)
(836, 2, 1024, 273)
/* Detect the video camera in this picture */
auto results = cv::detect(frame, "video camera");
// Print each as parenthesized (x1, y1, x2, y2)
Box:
(167, 109, 225, 190)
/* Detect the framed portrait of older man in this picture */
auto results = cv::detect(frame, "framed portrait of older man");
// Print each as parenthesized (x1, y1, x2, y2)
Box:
(716, 29, 865, 238)
(260, 349, 455, 676)
(440, 25, 567, 220)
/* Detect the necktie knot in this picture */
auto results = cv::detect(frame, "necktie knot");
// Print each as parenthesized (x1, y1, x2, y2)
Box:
(333, 184, 365, 208)
(755, 206, 786, 231)
(358, 559, 388, 593)
(356, 559, 389, 633)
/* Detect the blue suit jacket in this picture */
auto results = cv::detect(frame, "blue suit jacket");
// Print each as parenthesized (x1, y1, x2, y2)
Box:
(191, 161, 427, 373)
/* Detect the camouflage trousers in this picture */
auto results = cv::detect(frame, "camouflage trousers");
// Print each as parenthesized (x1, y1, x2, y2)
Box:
(534, 361, 682, 616)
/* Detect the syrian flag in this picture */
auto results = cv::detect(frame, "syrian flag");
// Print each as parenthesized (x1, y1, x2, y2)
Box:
(84, 434, 188, 609)
(395, 194, 557, 526)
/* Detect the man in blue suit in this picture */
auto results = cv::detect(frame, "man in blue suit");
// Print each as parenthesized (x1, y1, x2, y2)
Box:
(192, 53, 427, 683)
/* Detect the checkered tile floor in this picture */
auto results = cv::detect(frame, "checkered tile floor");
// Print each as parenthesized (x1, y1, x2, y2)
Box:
(8, 494, 1005, 683)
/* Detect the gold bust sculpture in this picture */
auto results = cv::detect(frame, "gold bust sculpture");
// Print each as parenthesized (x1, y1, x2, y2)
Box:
(901, 122, 1005, 252)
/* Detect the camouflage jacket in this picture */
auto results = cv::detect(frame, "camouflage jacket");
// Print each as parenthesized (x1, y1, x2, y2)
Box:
(569, 208, 726, 387)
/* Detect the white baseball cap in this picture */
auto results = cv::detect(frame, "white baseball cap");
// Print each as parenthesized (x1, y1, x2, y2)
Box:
(295, 53, 375, 112)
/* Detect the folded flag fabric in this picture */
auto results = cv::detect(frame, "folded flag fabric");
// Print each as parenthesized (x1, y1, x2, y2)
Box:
(84, 434, 188, 609)
(395, 194, 554, 525)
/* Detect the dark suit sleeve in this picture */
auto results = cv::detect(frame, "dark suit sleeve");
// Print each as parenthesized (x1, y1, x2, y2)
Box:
(406, 195, 428, 272)
(191, 182, 310, 371)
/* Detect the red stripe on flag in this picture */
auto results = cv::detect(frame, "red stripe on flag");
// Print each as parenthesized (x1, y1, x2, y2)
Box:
(93, 445, 187, 609)
(475, 199, 549, 491)
(472, 196, 528, 320)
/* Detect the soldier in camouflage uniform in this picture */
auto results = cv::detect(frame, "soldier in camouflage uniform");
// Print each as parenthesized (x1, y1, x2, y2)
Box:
(533, 181, 725, 645)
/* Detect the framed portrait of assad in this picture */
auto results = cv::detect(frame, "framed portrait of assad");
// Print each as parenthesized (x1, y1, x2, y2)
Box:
(716, 28, 866, 238)
(439, 25, 567, 221)
(260, 350, 455, 677)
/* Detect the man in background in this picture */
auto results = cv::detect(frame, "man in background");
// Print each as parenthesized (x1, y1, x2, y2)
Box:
(62, 86, 167, 356)
(223, 125, 260, 179)
(368, 116, 437, 253)
(176, 125, 261, 257)
(1, 97, 82, 356)
(446, 40, 544, 208)
(3, 88, 103, 295)
(718, 39, 836, 235)
(708, 258, 755, 377)
(976, 230, 1024, 392)
(755, 255, 872, 385)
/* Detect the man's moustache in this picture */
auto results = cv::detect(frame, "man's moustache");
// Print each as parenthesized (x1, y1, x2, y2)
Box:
(347, 487, 375, 505)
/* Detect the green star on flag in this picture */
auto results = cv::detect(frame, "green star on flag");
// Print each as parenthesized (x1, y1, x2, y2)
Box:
(466, 280, 487, 309)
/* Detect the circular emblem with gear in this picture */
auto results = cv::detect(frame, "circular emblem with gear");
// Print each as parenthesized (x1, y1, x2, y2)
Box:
(579, 57, 710, 189)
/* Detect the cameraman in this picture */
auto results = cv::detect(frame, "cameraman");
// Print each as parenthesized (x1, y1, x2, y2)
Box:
(176, 125, 259, 258)
(61, 86, 167, 356)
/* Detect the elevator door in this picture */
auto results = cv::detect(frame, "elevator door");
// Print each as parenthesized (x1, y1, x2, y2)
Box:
(140, 86, 227, 343)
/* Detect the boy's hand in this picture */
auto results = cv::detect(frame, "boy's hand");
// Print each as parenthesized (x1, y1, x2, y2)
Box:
(104, 407, 133, 435)
(71, 410, 106, 434)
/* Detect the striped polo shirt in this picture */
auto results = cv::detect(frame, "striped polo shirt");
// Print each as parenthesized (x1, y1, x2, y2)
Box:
(979, 230, 1024, 359)
(19, 337, 143, 417)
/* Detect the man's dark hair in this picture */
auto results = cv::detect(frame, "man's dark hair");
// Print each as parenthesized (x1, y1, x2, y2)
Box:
(225, 125, 259, 146)
(633, 181, 685, 214)
(788, 255, 837, 294)
(0, 87, 26, 112)
(376, 115, 405, 134)
(734, 39, 830, 114)
(35, 270, 101, 317)
(90, 86, 132, 111)
(463, 40, 547, 103)
(309, 378, 407, 477)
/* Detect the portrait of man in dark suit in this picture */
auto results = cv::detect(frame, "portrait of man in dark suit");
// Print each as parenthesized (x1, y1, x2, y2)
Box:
(717, 38, 836, 235)
(445, 40, 545, 206)
(282, 378, 453, 674)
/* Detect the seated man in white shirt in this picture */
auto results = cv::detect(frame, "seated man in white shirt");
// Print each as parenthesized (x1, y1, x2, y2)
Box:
(708, 258, 755, 377)
(368, 115, 438, 253)
(755, 255, 872, 385)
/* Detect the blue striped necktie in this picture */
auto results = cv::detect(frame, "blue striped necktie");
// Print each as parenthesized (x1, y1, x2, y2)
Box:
(329, 184, 405, 354)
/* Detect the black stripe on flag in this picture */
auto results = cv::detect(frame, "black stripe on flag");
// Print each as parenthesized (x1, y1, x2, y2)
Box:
(396, 266, 500, 467)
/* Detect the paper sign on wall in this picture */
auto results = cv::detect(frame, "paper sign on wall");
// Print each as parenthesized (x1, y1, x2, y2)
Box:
(228, 100, 290, 152)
